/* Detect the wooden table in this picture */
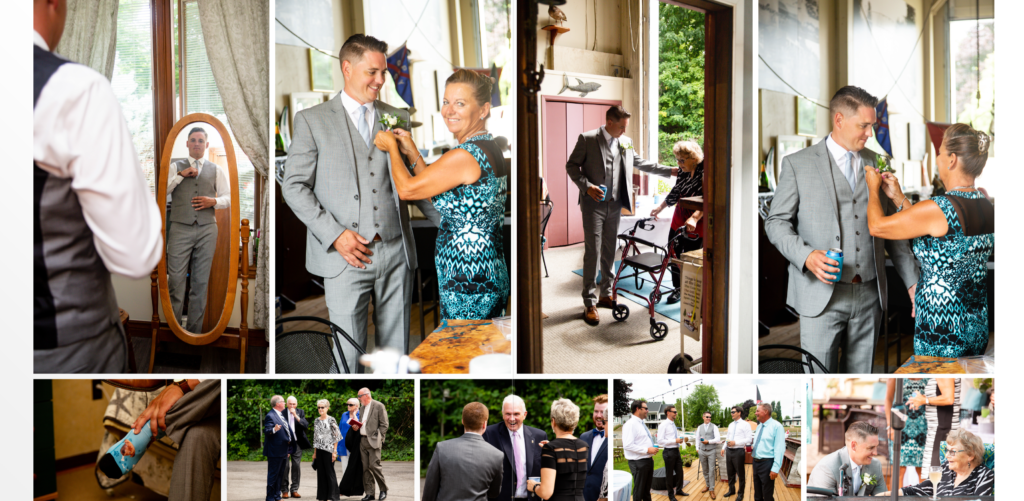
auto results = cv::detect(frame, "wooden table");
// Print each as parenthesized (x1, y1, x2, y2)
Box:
(894, 355, 966, 374)
(409, 319, 511, 374)
(679, 196, 703, 212)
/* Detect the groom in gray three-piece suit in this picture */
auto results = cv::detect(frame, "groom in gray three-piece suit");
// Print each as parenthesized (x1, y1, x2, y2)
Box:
(765, 86, 918, 373)
(282, 34, 439, 370)
(565, 105, 678, 326)
(807, 422, 886, 496)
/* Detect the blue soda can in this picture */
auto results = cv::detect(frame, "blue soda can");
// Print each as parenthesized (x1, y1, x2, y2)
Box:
(826, 248, 843, 283)
(599, 185, 608, 201)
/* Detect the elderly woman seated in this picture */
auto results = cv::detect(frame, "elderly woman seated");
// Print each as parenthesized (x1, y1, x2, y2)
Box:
(876, 428, 993, 497)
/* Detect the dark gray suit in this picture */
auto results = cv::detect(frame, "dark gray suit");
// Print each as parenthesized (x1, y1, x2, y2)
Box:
(422, 433, 504, 501)
(807, 446, 886, 496)
(282, 93, 439, 366)
(765, 137, 918, 372)
(565, 128, 674, 306)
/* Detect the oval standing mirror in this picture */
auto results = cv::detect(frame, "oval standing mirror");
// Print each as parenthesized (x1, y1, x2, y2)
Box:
(157, 113, 240, 343)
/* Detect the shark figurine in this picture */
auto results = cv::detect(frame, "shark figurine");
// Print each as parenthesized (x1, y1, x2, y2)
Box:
(559, 74, 602, 98)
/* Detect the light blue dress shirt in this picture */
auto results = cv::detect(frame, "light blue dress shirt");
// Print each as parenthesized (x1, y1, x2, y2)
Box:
(752, 418, 787, 473)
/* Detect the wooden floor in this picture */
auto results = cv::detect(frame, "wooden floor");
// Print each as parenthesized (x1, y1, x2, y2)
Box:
(129, 336, 267, 373)
(640, 464, 799, 501)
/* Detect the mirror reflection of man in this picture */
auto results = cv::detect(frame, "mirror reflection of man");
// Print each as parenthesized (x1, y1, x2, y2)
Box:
(166, 127, 230, 332)
(34, 0, 163, 372)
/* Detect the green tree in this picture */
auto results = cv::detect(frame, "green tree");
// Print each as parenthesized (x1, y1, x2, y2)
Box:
(674, 398, 684, 427)
(657, 3, 705, 163)
(614, 379, 633, 418)
(682, 384, 720, 429)
(747, 407, 756, 421)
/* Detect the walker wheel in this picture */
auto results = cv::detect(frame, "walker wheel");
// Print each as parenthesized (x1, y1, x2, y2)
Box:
(613, 304, 630, 322)
(650, 322, 668, 340)
(651, 289, 662, 304)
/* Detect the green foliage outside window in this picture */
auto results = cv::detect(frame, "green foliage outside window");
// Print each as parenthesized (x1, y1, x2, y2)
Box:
(657, 4, 705, 164)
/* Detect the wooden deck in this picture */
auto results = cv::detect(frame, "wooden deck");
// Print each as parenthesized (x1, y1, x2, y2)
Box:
(639, 463, 799, 501)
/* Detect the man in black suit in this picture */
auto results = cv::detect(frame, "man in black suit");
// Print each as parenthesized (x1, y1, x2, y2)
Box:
(483, 395, 549, 501)
(265, 395, 291, 501)
(422, 402, 504, 501)
(280, 396, 311, 498)
(579, 394, 609, 501)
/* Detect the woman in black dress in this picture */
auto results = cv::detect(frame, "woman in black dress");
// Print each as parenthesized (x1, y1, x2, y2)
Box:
(337, 401, 365, 498)
(312, 399, 342, 501)
(527, 398, 588, 501)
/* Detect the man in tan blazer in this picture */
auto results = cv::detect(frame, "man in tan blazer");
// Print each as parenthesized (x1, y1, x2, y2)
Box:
(356, 388, 390, 500)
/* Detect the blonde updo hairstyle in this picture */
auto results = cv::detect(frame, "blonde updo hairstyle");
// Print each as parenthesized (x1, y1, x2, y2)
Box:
(550, 398, 580, 433)
(943, 123, 991, 178)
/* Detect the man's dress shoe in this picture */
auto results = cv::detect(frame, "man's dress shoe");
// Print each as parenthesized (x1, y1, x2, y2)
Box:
(583, 306, 600, 325)
(724, 490, 735, 497)
(379, 492, 387, 501)
(596, 296, 615, 308)
(281, 493, 289, 499)
(291, 493, 300, 498)
(361, 496, 374, 501)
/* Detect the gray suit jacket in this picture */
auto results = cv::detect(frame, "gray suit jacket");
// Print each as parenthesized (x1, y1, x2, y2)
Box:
(422, 433, 504, 501)
(565, 128, 674, 210)
(281, 95, 440, 278)
(360, 399, 388, 449)
(764, 138, 918, 316)
(807, 446, 886, 496)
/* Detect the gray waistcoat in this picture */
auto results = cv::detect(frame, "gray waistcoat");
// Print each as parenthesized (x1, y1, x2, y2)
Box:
(343, 111, 401, 241)
(699, 423, 716, 452)
(170, 159, 217, 225)
(828, 155, 876, 283)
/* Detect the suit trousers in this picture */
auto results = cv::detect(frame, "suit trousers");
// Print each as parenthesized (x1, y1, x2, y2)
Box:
(267, 456, 287, 501)
(627, 458, 654, 501)
(166, 221, 218, 333)
(324, 236, 410, 373)
(662, 447, 684, 496)
(280, 447, 301, 493)
(725, 448, 745, 496)
(698, 448, 717, 490)
(164, 380, 220, 501)
(752, 459, 774, 501)
(581, 196, 623, 306)
(360, 439, 387, 496)
(800, 280, 882, 373)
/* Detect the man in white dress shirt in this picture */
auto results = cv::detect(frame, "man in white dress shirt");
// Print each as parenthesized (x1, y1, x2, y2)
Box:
(657, 405, 688, 500)
(622, 400, 660, 501)
(720, 406, 753, 500)
(166, 127, 231, 333)
(696, 412, 721, 498)
(34, 0, 163, 373)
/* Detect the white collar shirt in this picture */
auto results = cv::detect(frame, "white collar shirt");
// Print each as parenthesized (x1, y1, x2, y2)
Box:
(600, 126, 620, 157)
(826, 133, 862, 188)
(166, 155, 231, 209)
(657, 419, 680, 448)
(622, 415, 655, 460)
(341, 90, 377, 132)
(33, 30, 163, 279)
(726, 419, 752, 449)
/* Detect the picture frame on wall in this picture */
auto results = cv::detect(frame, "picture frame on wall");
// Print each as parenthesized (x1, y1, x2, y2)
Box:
(775, 135, 810, 177)
(308, 49, 334, 92)
(797, 97, 817, 137)
(289, 92, 325, 125)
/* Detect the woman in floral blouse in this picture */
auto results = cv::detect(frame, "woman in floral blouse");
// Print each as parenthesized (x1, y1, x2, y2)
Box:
(312, 399, 342, 501)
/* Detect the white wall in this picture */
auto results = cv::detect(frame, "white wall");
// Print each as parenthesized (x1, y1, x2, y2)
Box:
(112, 273, 256, 329)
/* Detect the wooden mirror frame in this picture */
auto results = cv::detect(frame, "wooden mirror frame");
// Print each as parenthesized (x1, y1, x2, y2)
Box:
(156, 113, 240, 345)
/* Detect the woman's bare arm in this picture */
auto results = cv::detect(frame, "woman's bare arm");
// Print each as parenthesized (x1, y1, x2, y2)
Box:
(866, 195, 947, 240)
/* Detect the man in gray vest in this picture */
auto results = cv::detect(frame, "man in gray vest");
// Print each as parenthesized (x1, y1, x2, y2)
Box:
(166, 127, 230, 333)
(282, 34, 439, 370)
(34, 0, 163, 372)
(696, 412, 721, 498)
(765, 86, 919, 373)
(565, 106, 678, 326)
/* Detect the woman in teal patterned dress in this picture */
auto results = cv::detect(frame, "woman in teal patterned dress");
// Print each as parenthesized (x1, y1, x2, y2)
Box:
(374, 69, 508, 319)
(865, 124, 994, 357)
(885, 378, 928, 491)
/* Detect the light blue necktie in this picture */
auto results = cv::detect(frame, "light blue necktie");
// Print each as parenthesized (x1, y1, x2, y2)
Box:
(845, 151, 857, 192)
(643, 423, 655, 447)
(852, 464, 861, 494)
(752, 423, 764, 458)
(357, 104, 371, 148)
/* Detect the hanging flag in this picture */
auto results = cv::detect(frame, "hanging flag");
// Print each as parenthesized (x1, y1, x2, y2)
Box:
(490, 63, 501, 106)
(874, 98, 893, 157)
(387, 44, 414, 108)
(756, 386, 762, 405)
(926, 122, 953, 156)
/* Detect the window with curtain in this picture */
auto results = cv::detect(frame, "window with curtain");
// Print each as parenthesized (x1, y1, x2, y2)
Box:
(110, 0, 155, 196)
(948, 0, 995, 196)
(174, 0, 256, 228)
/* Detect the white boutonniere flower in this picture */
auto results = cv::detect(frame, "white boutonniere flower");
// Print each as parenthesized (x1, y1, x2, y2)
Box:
(378, 113, 406, 132)
(620, 141, 634, 151)
(861, 473, 877, 486)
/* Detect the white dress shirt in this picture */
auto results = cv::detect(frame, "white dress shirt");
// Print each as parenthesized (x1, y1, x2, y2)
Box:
(508, 427, 528, 498)
(166, 156, 231, 209)
(725, 419, 753, 449)
(622, 415, 655, 460)
(657, 419, 681, 448)
(826, 133, 861, 190)
(340, 90, 377, 132)
(697, 422, 721, 444)
(33, 30, 162, 279)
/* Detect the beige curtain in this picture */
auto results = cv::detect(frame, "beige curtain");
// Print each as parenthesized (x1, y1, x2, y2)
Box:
(197, 0, 270, 335)
(54, 0, 120, 79)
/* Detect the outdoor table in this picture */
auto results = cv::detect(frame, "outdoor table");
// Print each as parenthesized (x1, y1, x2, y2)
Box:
(409, 320, 510, 374)
(894, 355, 966, 374)
(610, 469, 633, 501)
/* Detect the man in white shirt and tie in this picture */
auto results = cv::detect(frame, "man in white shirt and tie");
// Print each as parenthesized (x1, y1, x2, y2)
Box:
(657, 405, 688, 500)
(720, 406, 753, 500)
(696, 412, 722, 498)
(622, 400, 660, 501)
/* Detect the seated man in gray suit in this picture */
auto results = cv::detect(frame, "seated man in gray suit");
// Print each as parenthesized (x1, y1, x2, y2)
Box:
(765, 86, 918, 373)
(807, 422, 886, 497)
(422, 402, 504, 501)
(565, 105, 678, 326)
(166, 127, 230, 333)
(282, 34, 439, 368)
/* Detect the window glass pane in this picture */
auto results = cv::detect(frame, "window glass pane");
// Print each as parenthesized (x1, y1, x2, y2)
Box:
(477, 0, 511, 105)
(111, 0, 155, 195)
(949, 17, 996, 196)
